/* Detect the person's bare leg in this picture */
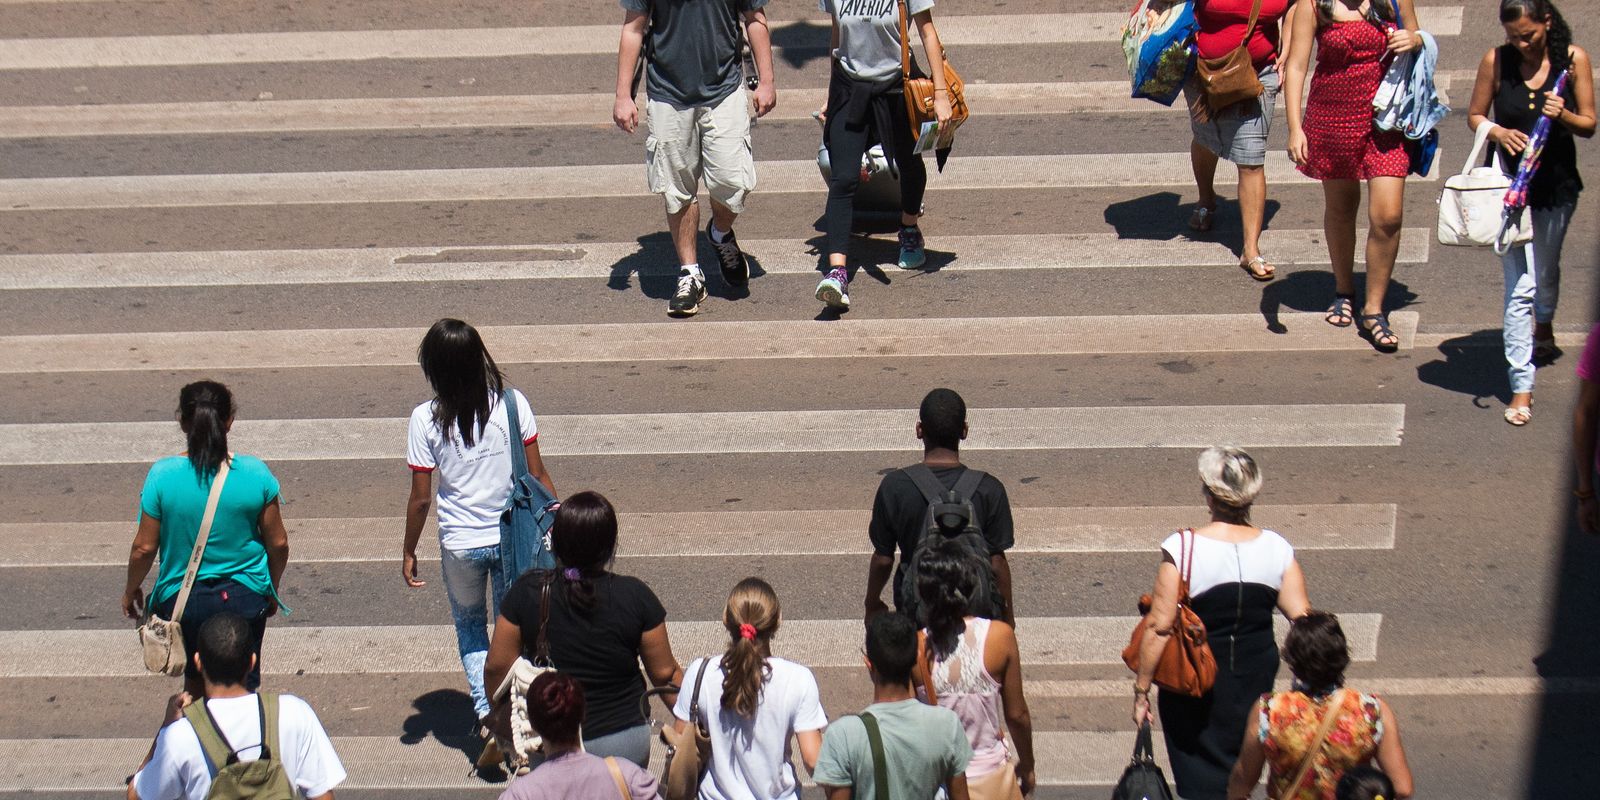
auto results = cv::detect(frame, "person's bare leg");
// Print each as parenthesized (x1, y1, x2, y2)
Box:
(669, 201, 701, 268)
(1362, 177, 1405, 318)
(1191, 139, 1219, 211)
(1318, 181, 1356, 324)
(1238, 164, 1271, 276)
(708, 200, 738, 238)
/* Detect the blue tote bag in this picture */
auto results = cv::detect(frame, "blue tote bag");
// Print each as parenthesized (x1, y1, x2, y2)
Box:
(499, 389, 559, 586)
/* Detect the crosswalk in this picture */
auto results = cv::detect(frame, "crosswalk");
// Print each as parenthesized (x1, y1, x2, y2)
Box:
(0, 2, 1544, 797)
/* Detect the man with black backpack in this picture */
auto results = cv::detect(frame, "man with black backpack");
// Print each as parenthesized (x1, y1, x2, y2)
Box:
(865, 388, 1017, 627)
(613, 0, 777, 318)
(129, 613, 345, 800)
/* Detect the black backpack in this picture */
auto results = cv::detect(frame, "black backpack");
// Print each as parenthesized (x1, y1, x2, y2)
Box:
(1112, 723, 1174, 800)
(896, 464, 1004, 625)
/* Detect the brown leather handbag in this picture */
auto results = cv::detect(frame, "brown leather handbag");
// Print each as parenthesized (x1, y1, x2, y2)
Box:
(1121, 529, 1217, 698)
(1193, 0, 1265, 114)
(899, 0, 969, 143)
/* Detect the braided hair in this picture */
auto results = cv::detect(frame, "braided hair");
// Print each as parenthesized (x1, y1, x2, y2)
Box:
(1501, 0, 1575, 72)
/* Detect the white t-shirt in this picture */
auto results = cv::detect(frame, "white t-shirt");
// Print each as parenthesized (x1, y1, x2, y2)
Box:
(1160, 529, 1295, 597)
(673, 656, 829, 800)
(407, 389, 539, 551)
(133, 693, 346, 800)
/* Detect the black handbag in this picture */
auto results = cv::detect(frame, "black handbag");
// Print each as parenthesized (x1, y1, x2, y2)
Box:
(1112, 722, 1174, 800)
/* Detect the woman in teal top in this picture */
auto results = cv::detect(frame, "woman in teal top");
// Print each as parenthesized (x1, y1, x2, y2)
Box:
(122, 381, 289, 696)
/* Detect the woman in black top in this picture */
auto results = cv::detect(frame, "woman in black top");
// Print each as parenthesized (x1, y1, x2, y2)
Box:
(1467, 0, 1595, 426)
(484, 491, 683, 767)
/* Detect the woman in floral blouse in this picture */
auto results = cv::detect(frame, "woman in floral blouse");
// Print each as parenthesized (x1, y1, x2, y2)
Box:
(1225, 611, 1413, 800)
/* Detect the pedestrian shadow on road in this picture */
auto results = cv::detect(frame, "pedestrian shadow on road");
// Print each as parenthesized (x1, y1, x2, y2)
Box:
(1103, 190, 1281, 256)
(1414, 330, 1514, 406)
(399, 688, 502, 780)
(1257, 270, 1419, 334)
(769, 21, 831, 70)
(607, 231, 764, 302)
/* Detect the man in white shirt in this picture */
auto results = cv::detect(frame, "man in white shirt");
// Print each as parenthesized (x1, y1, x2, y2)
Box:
(129, 613, 347, 800)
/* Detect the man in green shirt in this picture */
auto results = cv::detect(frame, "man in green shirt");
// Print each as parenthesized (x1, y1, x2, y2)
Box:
(815, 613, 972, 799)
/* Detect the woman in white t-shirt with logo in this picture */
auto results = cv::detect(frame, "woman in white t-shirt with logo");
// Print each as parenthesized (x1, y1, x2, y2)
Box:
(402, 318, 557, 725)
(673, 578, 828, 800)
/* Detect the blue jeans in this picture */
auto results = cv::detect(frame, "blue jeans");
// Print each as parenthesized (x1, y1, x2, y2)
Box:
(1502, 203, 1575, 393)
(439, 543, 507, 719)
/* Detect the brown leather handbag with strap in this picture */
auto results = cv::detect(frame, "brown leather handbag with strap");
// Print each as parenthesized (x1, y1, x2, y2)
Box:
(1193, 0, 1266, 115)
(899, 0, 969, 143)
(1121, 529, 1218, 698)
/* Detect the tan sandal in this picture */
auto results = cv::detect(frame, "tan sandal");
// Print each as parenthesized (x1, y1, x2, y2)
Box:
(1187, 206, 1216, 232)
(1504, 405, 1532, 426)
(1240, 255, 1276, 281)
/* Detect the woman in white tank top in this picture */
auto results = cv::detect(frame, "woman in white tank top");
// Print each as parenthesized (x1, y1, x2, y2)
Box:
(911, 538, 1036, 799)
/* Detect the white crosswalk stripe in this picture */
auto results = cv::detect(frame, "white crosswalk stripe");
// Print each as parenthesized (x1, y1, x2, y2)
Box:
(0, 9, 1469, 68)
(0, 615, 1384, 678)
(0, 233, 1432, 289)
(0, 312, 1423, 373)
(0, 405, 1406, 465)
(0, 504, 1398, 567)
(0, 152, 1441, 211)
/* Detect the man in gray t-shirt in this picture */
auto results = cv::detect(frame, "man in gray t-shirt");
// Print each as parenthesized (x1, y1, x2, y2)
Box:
(815, 613, 973, 800)
(614, 0, 777, 319)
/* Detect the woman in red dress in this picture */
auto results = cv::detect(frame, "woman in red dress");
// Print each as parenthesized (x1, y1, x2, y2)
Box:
(1282, 0, 1421, 352)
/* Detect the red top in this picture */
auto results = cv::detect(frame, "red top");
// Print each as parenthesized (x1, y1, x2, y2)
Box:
(1194, 0, 1291, 68)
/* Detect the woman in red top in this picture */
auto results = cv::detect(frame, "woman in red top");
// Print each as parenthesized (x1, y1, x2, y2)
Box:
(1185, 0, 1297, 281)
(1282, 0, 1420, 352)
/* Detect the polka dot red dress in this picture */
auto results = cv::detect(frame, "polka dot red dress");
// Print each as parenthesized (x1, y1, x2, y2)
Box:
(1298, 20, 1409, 181)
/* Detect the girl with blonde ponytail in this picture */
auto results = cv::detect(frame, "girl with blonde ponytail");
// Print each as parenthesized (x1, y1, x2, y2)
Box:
(673, 578, 828, 800)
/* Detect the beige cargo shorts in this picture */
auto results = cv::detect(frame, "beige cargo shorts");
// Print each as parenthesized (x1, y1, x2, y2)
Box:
(644, 87, 757, 215)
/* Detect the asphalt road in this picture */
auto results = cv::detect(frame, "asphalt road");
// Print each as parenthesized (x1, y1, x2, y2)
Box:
(0, 0, 1597, 798)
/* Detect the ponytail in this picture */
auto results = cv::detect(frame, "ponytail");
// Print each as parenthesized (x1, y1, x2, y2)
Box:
(549, 491, 619, 615)
(178, 380, 234, 479)
(1502, 0, 1574, 72)
(719, 578, 780, 718)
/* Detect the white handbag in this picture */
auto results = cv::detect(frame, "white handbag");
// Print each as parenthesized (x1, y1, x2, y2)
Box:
(1437, 122, 1532, 249)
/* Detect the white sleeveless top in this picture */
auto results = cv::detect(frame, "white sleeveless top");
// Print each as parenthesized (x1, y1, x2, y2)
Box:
(1160, 529, 1295, 597)
(920, 618, 1010, 778)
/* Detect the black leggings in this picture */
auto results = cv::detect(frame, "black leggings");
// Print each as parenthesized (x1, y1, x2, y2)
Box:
(823, 92, 927, 257)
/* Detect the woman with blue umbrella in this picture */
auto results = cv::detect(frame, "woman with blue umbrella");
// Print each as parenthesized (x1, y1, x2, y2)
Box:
(1467, 0, 1595, 426)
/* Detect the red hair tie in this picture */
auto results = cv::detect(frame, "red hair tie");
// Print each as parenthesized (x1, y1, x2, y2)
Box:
(738, 623, 758, 640)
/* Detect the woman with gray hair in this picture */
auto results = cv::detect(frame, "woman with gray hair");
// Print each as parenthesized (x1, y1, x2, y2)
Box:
(1131, 446, 1311, 800)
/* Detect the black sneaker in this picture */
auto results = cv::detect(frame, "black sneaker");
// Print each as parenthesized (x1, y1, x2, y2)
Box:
(668, 270, 707, 318)
(707, 222, 750, 286)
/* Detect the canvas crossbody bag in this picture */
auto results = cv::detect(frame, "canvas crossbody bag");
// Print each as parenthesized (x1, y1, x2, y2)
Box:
(138, 457, 232, 677)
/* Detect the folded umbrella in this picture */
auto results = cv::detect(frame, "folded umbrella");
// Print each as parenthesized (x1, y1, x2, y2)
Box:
(1498, 68, 1571, 250)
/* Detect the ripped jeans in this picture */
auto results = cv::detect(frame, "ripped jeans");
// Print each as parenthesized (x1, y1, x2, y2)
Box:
(440, 543, 508, 720)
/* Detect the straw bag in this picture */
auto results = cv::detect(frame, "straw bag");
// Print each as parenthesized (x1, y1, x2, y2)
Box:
(1121, 529, 1217, 697)
(482, 577, 555, 775)
(137, 458, 231, 676)
(1438, 122, 1531, 249)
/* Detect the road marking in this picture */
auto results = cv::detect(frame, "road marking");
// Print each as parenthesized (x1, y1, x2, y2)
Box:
(0, 152, 1438, 210)
(0, 84, 1163, 137)
(0, 503, 1396, 567)
(0, 232, 1430, 289)
(1028, 675, 1600, 697)
(0, 405, 1406, 465)
(0, 731, 1161, 789)
(0, 9, 1464, 68)
(0, 615, 1381, 678)
(0, 312, 1423, 374)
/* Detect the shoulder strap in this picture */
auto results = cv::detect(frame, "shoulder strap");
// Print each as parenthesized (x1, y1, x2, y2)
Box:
(259, 693, 279, 761)
(183, 699, 237, 776)
(605, 756, 632, 800)
(857, 712, 891, 800)
(1177, 529, 1196, 601)
(532, 575, 553, 666)
(903, 464, 947, 505)
(171, 457, 232, 623)
(1284, 690, 1348, 797)
(950, 468, 984, 501)
(918, 631, 939, 705)
(689, 657, 712, 733)
(1240, 0, 1263, 45)
(898, 0, 911, 80)
(503, 389, 530, 479)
